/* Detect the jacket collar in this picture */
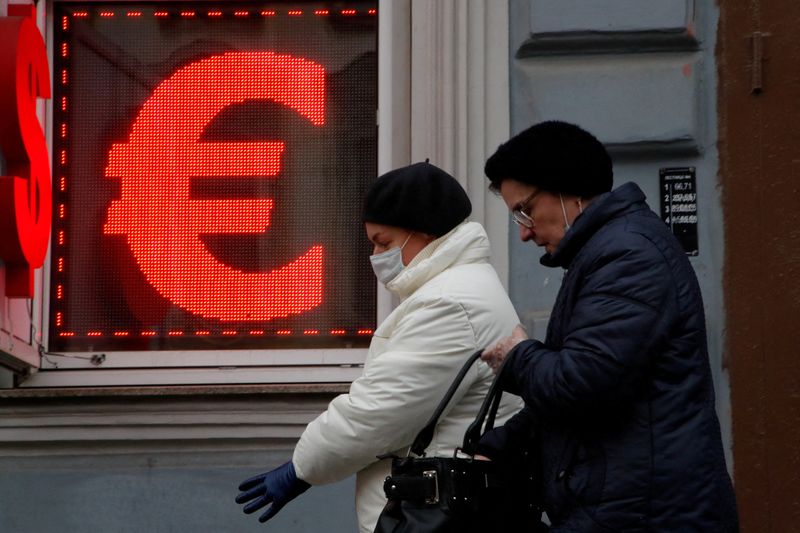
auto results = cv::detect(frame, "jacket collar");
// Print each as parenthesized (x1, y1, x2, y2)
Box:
(386, 221, 490, 299)
(541, 182, 649, 269)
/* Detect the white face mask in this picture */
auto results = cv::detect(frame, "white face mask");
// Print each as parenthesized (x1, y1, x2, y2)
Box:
(370, 232, 414, 285)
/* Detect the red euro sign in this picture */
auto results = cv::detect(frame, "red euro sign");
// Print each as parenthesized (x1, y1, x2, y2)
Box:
(104, 52, 324, 322)
(0, 14, 52, 298)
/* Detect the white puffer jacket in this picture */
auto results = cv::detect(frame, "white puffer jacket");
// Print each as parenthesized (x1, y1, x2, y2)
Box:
(292, 222, 523, 532)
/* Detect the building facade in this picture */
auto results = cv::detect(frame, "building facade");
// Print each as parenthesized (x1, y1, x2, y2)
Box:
(1, 0, 798, 531)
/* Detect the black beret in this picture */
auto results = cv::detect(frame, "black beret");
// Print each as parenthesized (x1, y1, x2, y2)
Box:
(363, 162, 472, 237)
(485, 120, 613, 197)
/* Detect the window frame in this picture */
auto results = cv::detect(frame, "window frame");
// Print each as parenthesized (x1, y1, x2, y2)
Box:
(19, 0, 511, 388)
(25, 0, 390, 387)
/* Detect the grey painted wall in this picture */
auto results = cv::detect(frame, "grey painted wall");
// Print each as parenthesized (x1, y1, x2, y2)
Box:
(0, 444, 356, 532)
(507, 0, 732, 469)
(0, 394, 357, 533)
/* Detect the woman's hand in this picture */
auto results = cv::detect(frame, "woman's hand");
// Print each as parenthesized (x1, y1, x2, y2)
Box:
(236, 461, 310, 523)
(481, 324, 528, 372)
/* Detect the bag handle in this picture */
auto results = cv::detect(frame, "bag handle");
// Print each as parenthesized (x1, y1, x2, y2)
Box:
(460, 356, 509, 456)
(409, 350, 483, 456)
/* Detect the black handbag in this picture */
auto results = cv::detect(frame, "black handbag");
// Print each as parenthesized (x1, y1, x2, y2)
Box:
(374, 350, 540, 533)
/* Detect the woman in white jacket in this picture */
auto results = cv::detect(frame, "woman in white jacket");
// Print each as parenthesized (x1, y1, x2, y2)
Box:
(236, 162, 522, 532)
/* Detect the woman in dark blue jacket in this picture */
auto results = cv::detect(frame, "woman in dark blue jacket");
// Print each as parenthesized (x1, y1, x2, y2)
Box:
(480, 121, 739, 532)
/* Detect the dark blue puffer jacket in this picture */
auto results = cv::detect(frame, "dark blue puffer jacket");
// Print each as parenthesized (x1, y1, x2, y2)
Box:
(498, 183, 738, 531)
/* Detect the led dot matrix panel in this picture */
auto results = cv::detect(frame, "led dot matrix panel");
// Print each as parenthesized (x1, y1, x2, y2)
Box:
(51, 2, 377, 351)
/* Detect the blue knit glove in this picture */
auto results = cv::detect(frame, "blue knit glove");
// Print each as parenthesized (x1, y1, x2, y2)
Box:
(236, 461, 311, 523)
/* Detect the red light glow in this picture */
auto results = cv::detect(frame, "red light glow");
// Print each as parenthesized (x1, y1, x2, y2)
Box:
(104, 52, 326, 322)
(315, 10, 329, 16)
(261, 10, 275, 16)
(127, 12, 142, 17)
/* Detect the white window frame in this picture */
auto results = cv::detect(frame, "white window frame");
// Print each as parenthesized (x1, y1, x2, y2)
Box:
(18, 0, 510, 387)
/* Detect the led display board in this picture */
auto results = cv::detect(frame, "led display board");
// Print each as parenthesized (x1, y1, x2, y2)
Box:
(50, 2, 378, 351)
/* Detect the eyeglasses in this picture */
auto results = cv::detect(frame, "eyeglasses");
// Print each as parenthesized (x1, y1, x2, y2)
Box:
(511, 189, 541, 228)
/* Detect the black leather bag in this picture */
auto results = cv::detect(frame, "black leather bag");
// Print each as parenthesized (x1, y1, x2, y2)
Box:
(374, 350, 539, 533)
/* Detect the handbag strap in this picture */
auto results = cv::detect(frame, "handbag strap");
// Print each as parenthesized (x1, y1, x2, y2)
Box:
(409, 350, 483, 456)
(460, 356, 509, 456)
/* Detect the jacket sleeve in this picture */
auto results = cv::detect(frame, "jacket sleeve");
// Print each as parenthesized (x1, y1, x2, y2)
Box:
(292, 296, 480, 485)
(477, 405, 537, 460)
(502, 236, 676, 418)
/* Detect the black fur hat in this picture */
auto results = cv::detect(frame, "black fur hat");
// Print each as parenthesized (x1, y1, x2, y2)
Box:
(363, 162, 472, 237)
(485, 121, 613, 197)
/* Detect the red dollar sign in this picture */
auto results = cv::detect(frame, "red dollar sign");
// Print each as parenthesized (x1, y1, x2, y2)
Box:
(0, 14, 53, 298)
